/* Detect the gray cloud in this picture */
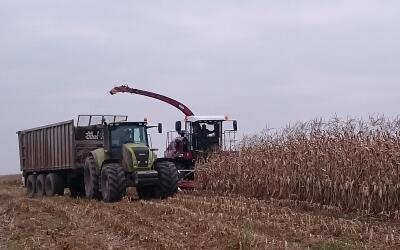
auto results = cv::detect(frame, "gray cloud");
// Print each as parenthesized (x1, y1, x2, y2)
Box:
(1, 1, 399, 174)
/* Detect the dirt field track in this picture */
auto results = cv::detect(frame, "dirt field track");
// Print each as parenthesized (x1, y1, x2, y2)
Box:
(1, 175, 400, 250)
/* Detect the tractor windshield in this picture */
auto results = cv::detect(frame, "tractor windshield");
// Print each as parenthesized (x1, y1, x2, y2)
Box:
(110, 125, 148, 148)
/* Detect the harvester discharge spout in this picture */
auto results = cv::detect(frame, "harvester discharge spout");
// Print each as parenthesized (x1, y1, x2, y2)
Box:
(110, 85, 195, 116)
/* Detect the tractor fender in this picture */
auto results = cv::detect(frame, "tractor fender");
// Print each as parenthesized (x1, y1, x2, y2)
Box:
(90, 148, 106, 169)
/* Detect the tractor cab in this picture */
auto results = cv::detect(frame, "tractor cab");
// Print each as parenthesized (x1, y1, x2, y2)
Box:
(103, 122, 149, 159)
(102, 121, 162, 171)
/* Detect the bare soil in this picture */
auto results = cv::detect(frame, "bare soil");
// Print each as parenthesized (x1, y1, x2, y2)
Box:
(1, 175, 399, 250)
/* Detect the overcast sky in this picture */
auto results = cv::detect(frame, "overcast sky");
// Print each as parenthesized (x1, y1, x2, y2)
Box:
(0, 1, 399, 174)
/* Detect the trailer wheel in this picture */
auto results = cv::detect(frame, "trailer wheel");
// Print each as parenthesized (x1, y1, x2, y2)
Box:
(101, 164, 126, 202)
(26, 175, 36, 198)
(84, 156, 100, 199)
(154, 161, 179, 198)
(45, 173, 64, 196)
(36, 174, 46, 196)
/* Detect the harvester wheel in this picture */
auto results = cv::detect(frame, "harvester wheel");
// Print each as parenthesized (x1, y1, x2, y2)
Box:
(36, 174, 46, 196)
(84, 156, 101, 199)
(101, 164, 126, 202)
(154, 161, 179, 198)
(45, 173, 64, 196)
(26, 174, 36, 198)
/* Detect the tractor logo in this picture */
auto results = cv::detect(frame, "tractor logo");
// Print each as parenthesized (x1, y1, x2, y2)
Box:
(85, 131, 101, 140)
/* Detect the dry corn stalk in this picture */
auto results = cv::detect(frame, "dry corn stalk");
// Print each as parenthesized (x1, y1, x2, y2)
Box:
(196, 116, 400, 216)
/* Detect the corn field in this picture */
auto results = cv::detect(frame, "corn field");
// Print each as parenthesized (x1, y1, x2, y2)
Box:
(197, 116, 400, 216)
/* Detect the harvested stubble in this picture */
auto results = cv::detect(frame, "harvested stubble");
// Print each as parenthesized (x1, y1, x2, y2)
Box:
(197, 116, 400, 216)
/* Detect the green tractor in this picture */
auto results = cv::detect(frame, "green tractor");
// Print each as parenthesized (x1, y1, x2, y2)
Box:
(80, 116, 178, 202)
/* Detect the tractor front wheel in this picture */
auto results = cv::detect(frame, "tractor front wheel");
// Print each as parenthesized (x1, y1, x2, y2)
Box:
(154, 161, 179, 199)
(101, 164, 126, 202)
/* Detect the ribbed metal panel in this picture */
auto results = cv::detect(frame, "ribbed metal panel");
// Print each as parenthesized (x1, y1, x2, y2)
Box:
(17, 120, 75, 172)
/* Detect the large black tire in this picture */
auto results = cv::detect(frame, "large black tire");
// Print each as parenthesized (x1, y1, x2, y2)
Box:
(154, 161, 179, 199)
(69, 175, 85, 197)
(36, 174, 46, 196)
(26, 175, 36, 198)
(84, 156, 100, 199)
(45, 173, 64, 196)
(101, 163, 126, 202)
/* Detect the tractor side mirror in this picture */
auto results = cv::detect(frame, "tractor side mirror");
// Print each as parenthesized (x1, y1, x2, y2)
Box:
(175, 121, 182, 132)
(158, 123, 163, 134)
(233, 120, 238, 131)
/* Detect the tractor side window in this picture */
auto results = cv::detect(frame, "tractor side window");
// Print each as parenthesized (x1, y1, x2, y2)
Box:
(133, 127, 146, 144)
(111, 127, 126, 147)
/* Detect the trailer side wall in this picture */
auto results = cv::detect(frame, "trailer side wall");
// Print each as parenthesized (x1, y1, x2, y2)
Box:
(17, 120, 75, 172)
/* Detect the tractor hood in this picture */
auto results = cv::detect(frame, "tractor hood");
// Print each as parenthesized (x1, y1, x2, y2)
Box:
(122, 143, 156, 172)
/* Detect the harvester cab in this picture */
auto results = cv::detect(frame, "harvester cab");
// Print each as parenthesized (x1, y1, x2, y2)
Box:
(166, 116, 238, 160)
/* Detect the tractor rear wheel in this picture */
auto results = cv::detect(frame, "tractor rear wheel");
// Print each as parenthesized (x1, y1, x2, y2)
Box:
(84, 156, 100, 199)
(36, 174, 46, 196)
(26, 174, 36, 198)
(101, 164, 126, 202)
(45, 173, 64, 196)
(154, 161, 179, 199)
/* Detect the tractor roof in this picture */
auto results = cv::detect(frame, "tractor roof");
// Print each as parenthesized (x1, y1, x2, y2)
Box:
(109, 121, 147, 126)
